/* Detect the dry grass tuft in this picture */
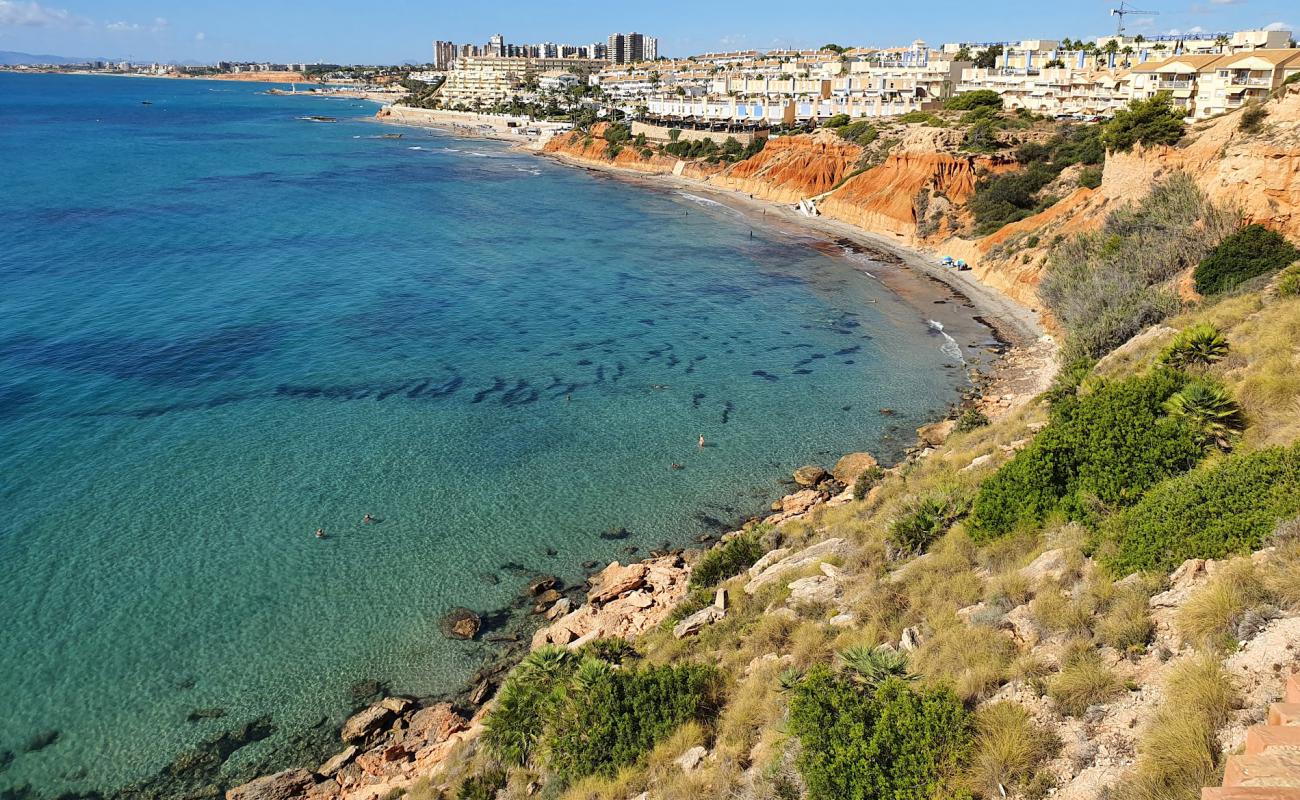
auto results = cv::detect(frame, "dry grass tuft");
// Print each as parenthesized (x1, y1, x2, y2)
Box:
(1047, 648, 1123, 716)
(1113, 654, 1239, 800)
(913, 616, 1017, 702)
(1175, 558, 1269, 650)
(1095, 583, 1156, 652)
(967, 701, 1061, 798)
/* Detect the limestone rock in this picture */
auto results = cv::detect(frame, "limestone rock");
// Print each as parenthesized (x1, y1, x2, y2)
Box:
(341, 703, 395, 745)
(793, 465, 829, 487)
(587, 562, 648, 604)
(318, 745, 357, 777)
(379, 696, 413, 715)
(917, 419, 957, 447)
(832, 452, 879, 484)
(545, 597, 572, 620)
(673, 604, 725, 638)
(780, 488, 823, 515)
(961, 453, 995, 473)
(675, 745, 708, 772)
(1020, 548, 1071, 584)
(787, 575, 841, 606)
(899, 625, 924, 652)
(226, 769, 314, 800)
(439, 608, 481, 641)
(404, 703, 466, 748)
(745, 538, 849, 596)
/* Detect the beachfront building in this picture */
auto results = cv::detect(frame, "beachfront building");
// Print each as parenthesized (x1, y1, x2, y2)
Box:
(607, 33, 658, 66)
(437, 55, 607, 108)
(957, 67, 1134, 116)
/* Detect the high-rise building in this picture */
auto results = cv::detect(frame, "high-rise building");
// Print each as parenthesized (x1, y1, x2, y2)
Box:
(607, 33, 626, 65)
(433, 40, 457, 70)
(487, 33, 505, 57)
(607, 32, 658, 64)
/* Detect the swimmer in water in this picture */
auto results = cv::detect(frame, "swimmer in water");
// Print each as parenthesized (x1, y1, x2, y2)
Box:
(363, 514, 375, 524)
(314, 528, 326, 539)
(698, 435, 705, 448)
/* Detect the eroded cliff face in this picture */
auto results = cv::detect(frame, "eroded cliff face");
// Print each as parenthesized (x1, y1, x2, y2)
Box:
(959, 87, 1300, 308)
(707, 131, 862, 204)
(542, 123, 678, 175)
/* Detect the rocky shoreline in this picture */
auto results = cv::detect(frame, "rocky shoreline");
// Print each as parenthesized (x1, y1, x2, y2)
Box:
(196, 113, 1060, 800)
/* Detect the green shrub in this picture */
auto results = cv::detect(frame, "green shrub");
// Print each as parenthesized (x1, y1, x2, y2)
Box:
(1078, 166, 1103, 189)
(1158, 323, 1229, 370)
(891, 493, 970, 554)
(836, 646, 914, 687)
(955, 408, 990, 433)
(1277, 264, 1300, 296)
(456, 770, 506, 800)
(1193, 224, 1300, 295)
(968, 163, 1059, 235)
(1101, 444, 1300, 574)
(822, 114, 852, 129)
(1238, 104, 1269, 134)
(1040, 173, 1238, 360)
(971, 370, 1204, 539)
(788, 667, 972, 800)
(689, 531, 766, 589)
(482, 647, 580, 766)
(545, 661, 722, 780)
(1101, 94, 1185, 152)
(946, 90, 1004, 111)
(853, 465, 886, 500)
(1162, 379, 1245, 450)
(897, 110, 945, 126)
(836, 120, 878, 146)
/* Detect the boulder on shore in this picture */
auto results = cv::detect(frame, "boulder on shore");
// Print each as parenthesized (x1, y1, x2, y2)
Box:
(439, 607, 481, 640)
(341, 703, 396, 745)
(917, 419, 957, 447)
(225, 768, 314, 800)
(832, 452, 879, 485)
(793, 465, 829, 487)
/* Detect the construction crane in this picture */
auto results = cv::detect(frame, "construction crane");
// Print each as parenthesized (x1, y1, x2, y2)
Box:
(1110, 1, 1158, 37)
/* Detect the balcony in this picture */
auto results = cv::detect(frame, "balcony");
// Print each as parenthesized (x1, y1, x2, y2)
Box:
(1157, 79, 1194, 89)
(1230, 75, 1271, 87)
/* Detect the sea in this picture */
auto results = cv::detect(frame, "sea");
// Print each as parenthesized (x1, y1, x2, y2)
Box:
(0, 73, 996, 796)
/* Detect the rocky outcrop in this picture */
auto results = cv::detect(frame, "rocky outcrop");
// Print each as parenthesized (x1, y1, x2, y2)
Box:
(745, 538, 850, 596)
(542, 123, 679, 175)
(832, 452, 878, 485)
(532, 555, 689, 648)
(438, 608, 480, 641)
(709, 131, 862, 204)
(226, 769, 316, 800)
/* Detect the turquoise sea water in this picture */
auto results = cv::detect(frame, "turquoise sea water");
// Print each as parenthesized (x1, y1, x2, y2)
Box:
(0, 74, 992, 796)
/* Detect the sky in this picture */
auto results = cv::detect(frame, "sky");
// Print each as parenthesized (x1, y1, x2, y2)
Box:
(0, 0, 1295, 64)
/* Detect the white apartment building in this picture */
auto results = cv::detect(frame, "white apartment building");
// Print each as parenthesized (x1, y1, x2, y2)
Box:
(438, 56, 607, 107)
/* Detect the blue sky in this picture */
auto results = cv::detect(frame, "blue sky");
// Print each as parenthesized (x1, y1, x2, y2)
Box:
(0, 0, 1294, 63)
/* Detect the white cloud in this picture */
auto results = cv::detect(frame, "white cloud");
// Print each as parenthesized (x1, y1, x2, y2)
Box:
(0, 0, 90, 28)
(1210, 0, 1244, 5)
(1164, 26, 1208, 36)
(105, 16, 168, 34)
(1264, 21, 1293, 32)
(194, 31, 205, 42)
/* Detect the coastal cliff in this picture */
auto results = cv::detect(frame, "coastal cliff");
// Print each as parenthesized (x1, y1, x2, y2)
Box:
(227, 91, 1300, 800)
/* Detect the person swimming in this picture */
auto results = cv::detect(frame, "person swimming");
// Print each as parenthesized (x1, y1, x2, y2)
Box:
(314, 528, 326, 539)
(698, 434, 705, 448)
(362, 514, 375, 524)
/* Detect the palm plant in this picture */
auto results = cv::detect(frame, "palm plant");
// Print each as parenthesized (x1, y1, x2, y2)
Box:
(1159, 323, 1230, 369)
(1163, 379, 1246, 450)
(778, 667, 805, 692)
(837, 645, 915, 687)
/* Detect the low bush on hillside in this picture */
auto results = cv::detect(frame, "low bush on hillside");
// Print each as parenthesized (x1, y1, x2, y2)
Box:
(1278, 263, 1300, 297)
(456, 769, 506, 800)
(968, 126, 1104, 235)
(1162, 379, 1246, 450)
(689, 531, 766, 589)
(890, 493, 971, 556)
(1113, 655, 1238, 800)
(971, 369, 1204, 539)
(897, 110, 946, 126)
(1101, 94, 1185, 152)
(955, 408, 990, 433)
(484, 647, 722, 781)
(788, 667, 972, 800)
(945, 90, 1003, 111)
(1158, 323, 1229, 370)
(1239, 104, 1269, 133)
(1100, 443, 1300, 574)
(546, 661, 723, 780)
(833, 119, 878, 146)
(1193, 223, 1300, 295)
(1077, 166, 1103, 189)
(1039, 173, 1239, 360)
(1176, 558, 1270, 649)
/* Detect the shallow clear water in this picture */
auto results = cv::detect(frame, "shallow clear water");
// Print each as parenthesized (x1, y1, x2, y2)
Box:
(0, 74, 987, 795)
